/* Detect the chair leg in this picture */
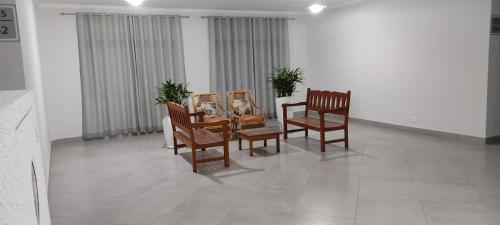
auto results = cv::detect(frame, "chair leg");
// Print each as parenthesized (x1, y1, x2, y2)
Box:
(224, 142, 230, 167)
(249, 141, 254, 157)
(276, 135, 280, 153)
(305, 129, 309, 137)
(283, 122, 288, 139)
(320, 131, 326, 152)
(192, 149, 197, 173)
(344, 128, 349, 150)
(173, 137, 178, 155)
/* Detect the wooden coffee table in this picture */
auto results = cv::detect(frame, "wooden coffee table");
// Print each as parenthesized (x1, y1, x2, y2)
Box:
(237, 127, 280, 156)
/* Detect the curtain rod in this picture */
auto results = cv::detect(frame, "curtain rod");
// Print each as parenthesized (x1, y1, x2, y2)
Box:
(201, 16, 294, 20)
(60, 12, 189, 18)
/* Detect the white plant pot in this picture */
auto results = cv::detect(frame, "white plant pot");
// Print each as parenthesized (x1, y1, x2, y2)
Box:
(162, 116, 174, 149)
(275, 96, 293, 131)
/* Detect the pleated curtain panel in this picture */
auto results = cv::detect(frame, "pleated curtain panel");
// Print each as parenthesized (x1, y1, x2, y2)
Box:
(76, 13, 186, 139)
(208, 17, 290, 118)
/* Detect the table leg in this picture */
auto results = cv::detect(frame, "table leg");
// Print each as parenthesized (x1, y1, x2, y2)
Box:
(238, 137, 242, 150)
(276, 135, 280, 153)
(264, 139, 267, 147)
(249, 140, 254, 157)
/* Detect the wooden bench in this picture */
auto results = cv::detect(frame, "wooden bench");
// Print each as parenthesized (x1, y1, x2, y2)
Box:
(282, 88, 351, 152)
(167, 101, 230, 172)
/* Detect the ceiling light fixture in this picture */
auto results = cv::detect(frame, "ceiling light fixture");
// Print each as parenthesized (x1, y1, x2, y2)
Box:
(308, 4, 327, 14)
(126, 0, 144, 6)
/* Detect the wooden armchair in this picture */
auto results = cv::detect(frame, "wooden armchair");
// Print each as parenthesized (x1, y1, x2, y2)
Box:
(167, 101, 230, 172)
(226, 90, 266, 131)
(191, 93, 231, 134)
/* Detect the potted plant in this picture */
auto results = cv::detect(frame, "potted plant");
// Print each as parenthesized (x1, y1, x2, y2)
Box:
(272, 67, 304, 130)
(154, 80, 192, 148)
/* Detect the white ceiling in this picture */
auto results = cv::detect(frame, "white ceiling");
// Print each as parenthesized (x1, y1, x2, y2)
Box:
(37, 0, 361, 12)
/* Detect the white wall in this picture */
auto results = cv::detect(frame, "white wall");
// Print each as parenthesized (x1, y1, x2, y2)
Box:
(36, 7, 83, 141)
(35, 5, 308, 140)
(305, 0, 492, 138)
(289, 15, 310, 101)
(0, 0, 25, 91)
(487, 0, 500, 138)
(182, 16, 211, 94)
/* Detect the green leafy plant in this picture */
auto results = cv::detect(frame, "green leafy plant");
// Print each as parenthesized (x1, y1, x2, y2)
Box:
(154, 80, 192, 105)
(271, 67, 304, 98)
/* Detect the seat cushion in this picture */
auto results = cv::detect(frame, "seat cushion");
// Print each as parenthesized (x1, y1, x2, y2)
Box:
(176, 129, 224, 146)
(203, 116, 231, 132)
(287, 117, 344, 130)
(239, 115, 265, 124)
(232, 99, 253, 115)
(196, 101, 218, 117)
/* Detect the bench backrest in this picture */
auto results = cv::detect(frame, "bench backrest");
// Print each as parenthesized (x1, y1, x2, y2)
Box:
(167, 101, 194, 136)
(306, 88, 351, 116)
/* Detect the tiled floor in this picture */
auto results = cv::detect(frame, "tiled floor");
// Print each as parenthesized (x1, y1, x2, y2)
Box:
(48, 121, 500, 225)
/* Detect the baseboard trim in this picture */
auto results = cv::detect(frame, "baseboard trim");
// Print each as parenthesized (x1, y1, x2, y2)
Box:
(292, 111, 486, 144)
(350, 117, 485, 143)
(486, 135, 500, 144)
(51, 136, 83, 145)
(52, 114, 492, 145)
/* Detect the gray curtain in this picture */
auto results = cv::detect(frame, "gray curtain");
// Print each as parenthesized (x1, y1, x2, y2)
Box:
(208, 17, 289, 118)
(252, 18, 290, 118)
(208, 17, 255, 108)
(76, 13, 185, 139)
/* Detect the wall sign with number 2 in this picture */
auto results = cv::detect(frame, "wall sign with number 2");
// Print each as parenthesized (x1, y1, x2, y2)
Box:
(0, 5, 19, 41)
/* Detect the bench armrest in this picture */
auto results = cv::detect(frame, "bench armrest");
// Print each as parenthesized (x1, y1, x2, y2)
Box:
(190, 111, 205, 122)
(282, 102, 307, 108)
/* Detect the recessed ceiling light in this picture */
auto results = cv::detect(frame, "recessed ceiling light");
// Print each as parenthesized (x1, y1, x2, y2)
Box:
(308, 4, 327, 14)
(126, 0, 144, 6)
